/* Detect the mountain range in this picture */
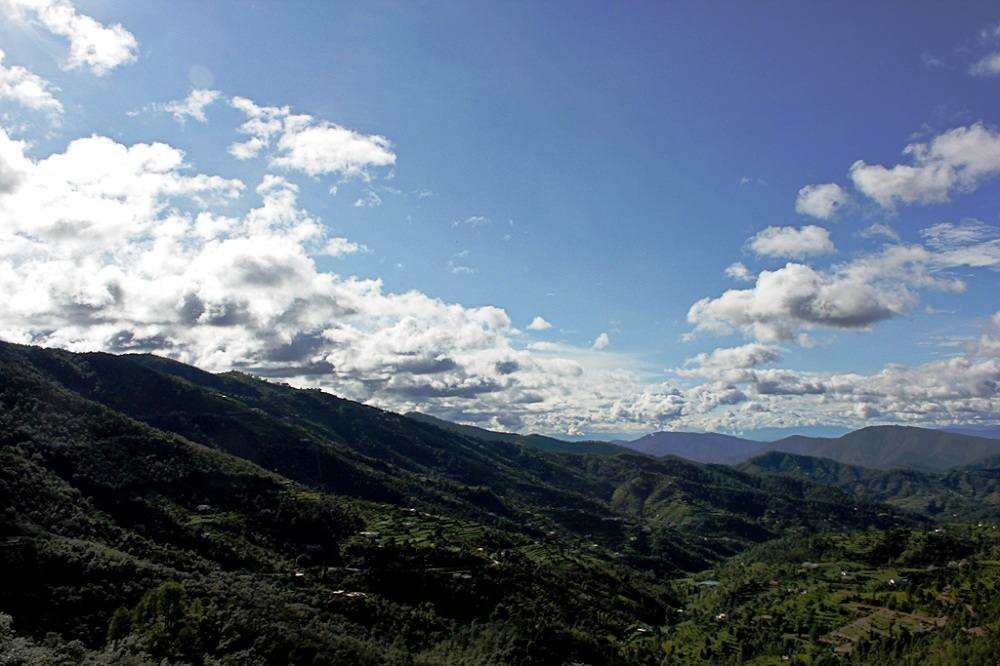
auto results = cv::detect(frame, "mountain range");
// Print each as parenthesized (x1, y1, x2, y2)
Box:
(618, 425, 1000, 472)
(0, 340, 927, 664)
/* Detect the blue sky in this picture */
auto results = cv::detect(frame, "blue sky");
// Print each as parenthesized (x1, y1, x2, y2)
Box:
(1, 1, 999, 438)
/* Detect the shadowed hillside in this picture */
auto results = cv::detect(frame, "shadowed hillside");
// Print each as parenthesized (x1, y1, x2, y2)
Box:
(765, 426, 1000, 472)
(0, 341, 924, 664)
(741, 450, 1000, 519)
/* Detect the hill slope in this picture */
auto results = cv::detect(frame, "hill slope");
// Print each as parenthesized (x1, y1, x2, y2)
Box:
(0, 341, 924, 664)
(766, 425, 1000, 471)
(741, 450, 1000, 519)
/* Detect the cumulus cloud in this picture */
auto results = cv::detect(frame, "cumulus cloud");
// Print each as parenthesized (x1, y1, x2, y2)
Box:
(162, 88, 222, 124)
(795, 183, 849, 219)
(655, 308, 1000, 433)
(725, 262, 754, 282)
(274, 124, 395, 177)
(228, 96, 395, 179)
(747, 225, 835, 258)
(0, 129, 31, 194)
(679, 343, 781, 385)
(0, 126, 705, 436)
(685, 343, 781, 372)
(527, 316, 552, 331)
(0, 49, 62, 113)
(688, 244, 965, 342)
(751, 323, 1000, 426)
(322, 237, 369, 257)
(2, 125, 998, 436)
(591, 332, 609, 350)
(4, 0, 138, 75)
(849, 123, 1000, 208)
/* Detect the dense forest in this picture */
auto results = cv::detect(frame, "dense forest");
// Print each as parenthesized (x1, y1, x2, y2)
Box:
(1, 341, 999, 664)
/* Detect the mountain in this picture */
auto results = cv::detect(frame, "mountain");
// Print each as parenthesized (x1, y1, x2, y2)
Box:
(405, 411, 632, 456)
(740, 450, 1000, 519)
(619, 431, 771, 464)
(625, 425, 1000, 471)
(942, 424, 1000, 440)
(0, 341, 921, 664)
(765, 425, 1000, 472)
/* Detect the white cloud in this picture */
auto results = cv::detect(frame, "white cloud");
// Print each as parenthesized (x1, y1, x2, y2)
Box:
(0, 127, 698, 437)
(273, 124, 395, 177)
(725, 262, 754, 282)
(747, 225, 835, 258)
(3, 85, 999, 436)
(679, 343, 781, 384)
(921, 219, 997, 250)
(5, 0, 138, 75)
(859, 223, 900, 242)
(688, 245, 965, 342)
(162, 89, 221, 124)
(970, 52, 1000, 76)
(795, 183, 848, 219)
(527, 315, 552, 331)
(322, 237, 369, 257)
(228, 138, 265, 161)
(680, 314, 1000, 431)
(922, 219, 1000, 270)
(686, 343, 781, 371)
(2, 127, 999, 436)
(228, 96, 395, 179)
(0, 49, 62, 113)
(849, 123, 1000, 208)
(0, 129, 243, 254)
(0, 129, 31, 194)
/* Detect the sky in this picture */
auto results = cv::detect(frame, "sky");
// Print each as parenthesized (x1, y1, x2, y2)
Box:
(1, 0, 999, 439)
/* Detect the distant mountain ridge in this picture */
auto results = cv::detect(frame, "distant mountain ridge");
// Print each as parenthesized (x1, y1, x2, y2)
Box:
(399, 416, 1000, 473)
(619, 430, 771, 464)
(942, 424, 1000, 440)
(615, 425, 1000, 472)
(406, 412, 1000, 472)
(764, 426, 1000, 472)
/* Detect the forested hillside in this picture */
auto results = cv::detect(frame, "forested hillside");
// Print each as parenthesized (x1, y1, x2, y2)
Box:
(0, 342, 998, 664)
